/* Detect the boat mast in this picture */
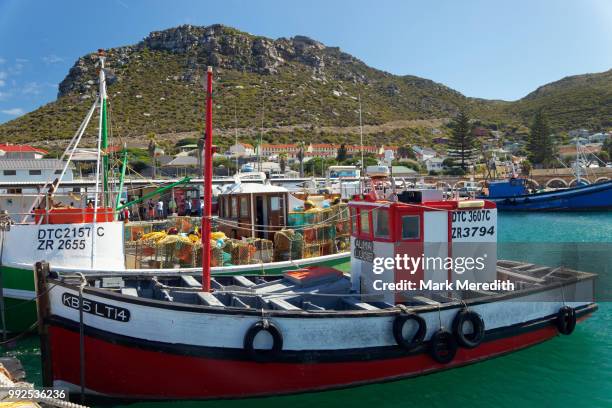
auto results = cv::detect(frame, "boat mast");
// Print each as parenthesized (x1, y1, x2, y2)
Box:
(575, 136, 581, 184)
(358, 93, 364, 194)
(98, 50, 110, 207)
(114, 144, 128, 218)
(234, 100, 239, 174)
(201, 66, 214, 292)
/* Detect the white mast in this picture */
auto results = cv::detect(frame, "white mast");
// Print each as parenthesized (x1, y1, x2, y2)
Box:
(91, 50, 107, 268)
(234, 100, 239, 174)
(575, 136, 581, 184)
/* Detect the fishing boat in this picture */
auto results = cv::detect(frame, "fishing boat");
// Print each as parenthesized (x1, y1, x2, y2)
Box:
(480, 177, 612, 211)
(0, 56, 348, 334)
(33, 66, 597, 402)
(479, 144, 612, 211)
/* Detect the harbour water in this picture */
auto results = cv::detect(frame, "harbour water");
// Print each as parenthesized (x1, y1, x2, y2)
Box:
(3, 212, 611, 408)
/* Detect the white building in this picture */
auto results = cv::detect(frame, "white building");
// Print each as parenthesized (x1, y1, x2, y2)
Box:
(0, 159, 73, 183)
(229, 143, 255, 157)
(412, 146, 436, 162)
(424, 157, 445, 172)
(0, 159, 75, 220)
(589, 132, 609, 144)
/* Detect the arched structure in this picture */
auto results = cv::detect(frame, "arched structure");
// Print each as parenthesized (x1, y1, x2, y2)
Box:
(569, 178, 590, 187)
(545, 178, 568, 188)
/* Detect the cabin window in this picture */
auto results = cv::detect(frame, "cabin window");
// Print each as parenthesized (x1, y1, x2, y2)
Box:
(29, 170, 42, 176)
(401, 215, 420, 240)
(231, 197, 238, 218)
(360, 209, 370, 235)
(373, 209, 390, 238)
(350, 207, 357, 233)
(3, 170, 16, 176)
(54, 170, 62, 175)
(223, 197, 229, 218)
(240, 196, 249, 218)
(270, 196, 280, 211)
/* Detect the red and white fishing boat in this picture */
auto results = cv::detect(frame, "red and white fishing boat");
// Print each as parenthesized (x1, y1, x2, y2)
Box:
(34, 67, 597, 402)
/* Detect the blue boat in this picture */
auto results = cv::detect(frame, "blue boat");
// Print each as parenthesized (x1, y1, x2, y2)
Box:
(480, 178, 612, 211)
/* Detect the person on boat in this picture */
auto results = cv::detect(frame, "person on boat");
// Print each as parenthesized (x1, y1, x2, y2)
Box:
(118, 201, 130, 222)
(87, 200, 94, 209)
(147, 199, 155, 220)
(156, 199, 164, 219)
(185, 199, 193, 216)
(137, 201, 145, 220)
(168, 197, 177, 216)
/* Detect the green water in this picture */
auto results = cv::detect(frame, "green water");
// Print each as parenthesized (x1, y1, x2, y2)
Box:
(2, 213, 611, 408)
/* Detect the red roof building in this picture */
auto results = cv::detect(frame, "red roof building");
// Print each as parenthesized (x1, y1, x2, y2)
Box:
(0, 144, 48, 159)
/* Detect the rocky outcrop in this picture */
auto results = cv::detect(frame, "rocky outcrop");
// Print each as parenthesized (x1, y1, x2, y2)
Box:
(57, 24, 375, 98)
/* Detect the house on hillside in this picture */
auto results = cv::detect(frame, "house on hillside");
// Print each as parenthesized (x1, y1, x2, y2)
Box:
(412, 146, 436, 162)
(432, 137, 449, 145)
(424, 157, 444, 173)
(589, 132, 609, 144)
(472, 127, 490, 138)
(257, 144, 299, 159)
(229, 143, 255, 157)
(0, 144, 48, 159)
(307, 143, 337, 158)
(568, 129, 590, 138)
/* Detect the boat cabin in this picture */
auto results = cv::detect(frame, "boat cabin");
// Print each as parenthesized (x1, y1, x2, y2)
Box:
(484, 178, 528, 198)
(217, 182, 289, 241)
(348, 190, 498, 303)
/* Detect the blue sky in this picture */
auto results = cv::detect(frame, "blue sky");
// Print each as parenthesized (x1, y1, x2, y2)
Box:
(1, 0, 611, 124)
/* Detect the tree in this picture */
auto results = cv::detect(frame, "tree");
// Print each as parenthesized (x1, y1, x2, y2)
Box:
(397, 146, 416, 160)
(527, 110, 554, 166)
(448, 110, 476, 170)
(296, 143, 305, 177)
(279, 153, 287, 173)
(304, 157, 337, 177)
(603, 137, 612, 160)
(442, 158, 455, 168)
(521, 160, 532, 176)
(336, 144, 348, 162)
(211, 157, 236, 176)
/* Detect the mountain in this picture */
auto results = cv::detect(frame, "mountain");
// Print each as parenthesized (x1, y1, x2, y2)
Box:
(0, 24, 610, 149)
(503, 69, 612, 130)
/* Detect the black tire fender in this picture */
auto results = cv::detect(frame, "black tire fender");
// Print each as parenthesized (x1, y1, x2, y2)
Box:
(243, 319, 283, 359)
(430, 329, 458, 364)
(556, 306, 576, 335)
(453, 309, 485, 349)
(393, 313, 426, 351)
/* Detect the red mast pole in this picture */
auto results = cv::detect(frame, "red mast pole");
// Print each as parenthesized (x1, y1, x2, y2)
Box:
(201, 66, 213, 292)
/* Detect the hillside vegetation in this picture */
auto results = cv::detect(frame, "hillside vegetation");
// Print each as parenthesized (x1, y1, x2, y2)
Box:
(0, 24, 610, 149)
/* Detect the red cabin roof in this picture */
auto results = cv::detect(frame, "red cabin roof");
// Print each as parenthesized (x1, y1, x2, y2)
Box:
(0, 144, 48, 155)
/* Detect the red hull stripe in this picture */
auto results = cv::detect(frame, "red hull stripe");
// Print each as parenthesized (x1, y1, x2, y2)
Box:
(48, 309, 595, 400)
